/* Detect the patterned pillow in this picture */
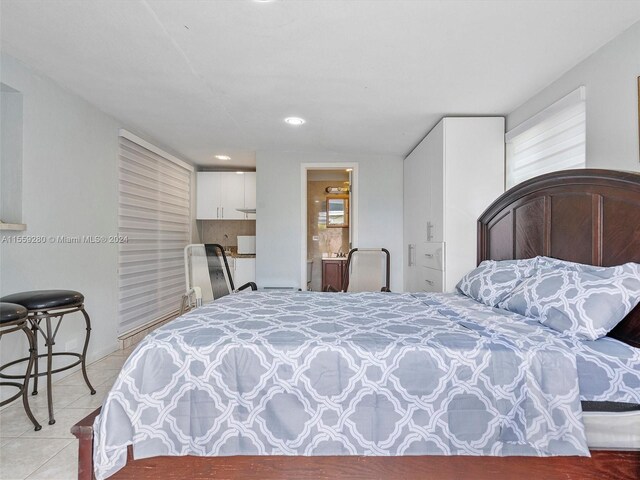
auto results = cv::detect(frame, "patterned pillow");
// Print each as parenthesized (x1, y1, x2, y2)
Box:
(536, 256, 612, 274)
(498, 263, 640, 340)
(456, 258, 538, 307)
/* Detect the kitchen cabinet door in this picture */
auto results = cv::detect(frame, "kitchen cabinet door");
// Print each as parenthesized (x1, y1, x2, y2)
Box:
(234, 257, 256, 287)
(219, 172, 246, 219)
(196, 172, 222, 219)
(244, 172, 256, 219)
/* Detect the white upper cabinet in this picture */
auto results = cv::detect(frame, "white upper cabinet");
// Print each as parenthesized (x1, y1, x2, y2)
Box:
(219, 172, 246, 220)
(403, 117, 505, 293)
(243, 172, 256, 219)
(196, 171, 255, 220)
(196, 172, 222, 219)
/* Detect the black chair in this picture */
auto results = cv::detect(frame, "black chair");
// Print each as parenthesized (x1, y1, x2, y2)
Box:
(181, 244, 257, 313)
(324, 248, 391, 292)
(0, 302, 41, 430)
(0, 290, 95, 425)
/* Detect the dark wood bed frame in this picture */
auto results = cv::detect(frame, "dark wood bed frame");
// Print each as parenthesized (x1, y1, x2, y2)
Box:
(72, 169, 640, 479)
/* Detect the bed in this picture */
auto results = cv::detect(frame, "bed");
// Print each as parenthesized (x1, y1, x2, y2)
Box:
(73, 168, 640, 480)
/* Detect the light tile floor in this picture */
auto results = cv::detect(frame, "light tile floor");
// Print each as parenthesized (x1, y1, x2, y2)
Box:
(0, 345, 137, 480)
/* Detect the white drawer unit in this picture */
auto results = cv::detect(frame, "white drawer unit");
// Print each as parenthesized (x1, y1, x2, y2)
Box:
(422, 242, 445, 270)
(421, 266, 444, 293)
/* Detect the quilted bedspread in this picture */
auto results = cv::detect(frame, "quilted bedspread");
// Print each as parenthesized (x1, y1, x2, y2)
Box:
(93, 291, 590, 479)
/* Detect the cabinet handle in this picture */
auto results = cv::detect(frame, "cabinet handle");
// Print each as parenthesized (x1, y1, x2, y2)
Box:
(425, 279, 434, 285)
(222, 207, 224, 217)
(424, 253, 434, 258)
(408, 244, 415, 266)
(427, 222, 434, 241)
(216, 207, 220, 219)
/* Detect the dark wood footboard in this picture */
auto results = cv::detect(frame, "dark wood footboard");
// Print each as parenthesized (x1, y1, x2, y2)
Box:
(71, 407, 101, 480)
(72, 407, 639, 480)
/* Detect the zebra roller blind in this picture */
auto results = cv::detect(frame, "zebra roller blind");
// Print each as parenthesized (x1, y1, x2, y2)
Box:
(506, 86, 586, 189)
(118, 134, 192, 335)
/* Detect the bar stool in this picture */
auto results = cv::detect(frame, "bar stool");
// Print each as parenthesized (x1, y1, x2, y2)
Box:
(0, 302, 41, 431)
(0, 290, 95, 425)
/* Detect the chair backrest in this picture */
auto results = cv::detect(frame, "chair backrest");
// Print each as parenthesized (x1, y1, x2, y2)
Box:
(343, 248, 390, 292)
(184, 244, 234, 303)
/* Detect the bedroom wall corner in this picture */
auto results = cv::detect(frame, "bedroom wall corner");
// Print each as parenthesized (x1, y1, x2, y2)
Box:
(507, 20, 640, 173)
(0, 53, 121, 395)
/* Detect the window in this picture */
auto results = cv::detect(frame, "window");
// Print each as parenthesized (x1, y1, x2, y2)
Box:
(1, 83, 23, 226)
(506, 86, 586, 188)
(118, 131, 193, 335)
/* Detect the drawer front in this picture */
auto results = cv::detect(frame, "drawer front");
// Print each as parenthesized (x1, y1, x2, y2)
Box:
(421, 266, 444, 293)
(422, 242, 445, 270)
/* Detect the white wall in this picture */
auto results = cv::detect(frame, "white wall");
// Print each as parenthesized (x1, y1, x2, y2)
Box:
(508, 21, 640, 172)
(0, 54, 196, 401)
(0, 53, 121, 396)
(256, 151, 404, 292)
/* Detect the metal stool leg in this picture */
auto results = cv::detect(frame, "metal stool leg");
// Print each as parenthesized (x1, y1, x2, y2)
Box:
(79, 308, 96, 395)
(21, 325, 42, 431)
(31, 322, 39, 395)
(45, 317, 55, 425)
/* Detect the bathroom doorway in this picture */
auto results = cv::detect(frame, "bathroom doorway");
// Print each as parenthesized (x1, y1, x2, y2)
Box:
(300, 163, 358, 291)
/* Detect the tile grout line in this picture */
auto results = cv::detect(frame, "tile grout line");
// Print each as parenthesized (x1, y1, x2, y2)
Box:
(11, 439, 74, 480)
(24, 442, 77, 480)
(2, 348, 137, 480)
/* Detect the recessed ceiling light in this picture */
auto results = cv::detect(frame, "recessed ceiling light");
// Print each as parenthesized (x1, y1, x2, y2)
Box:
(284, 117, 306, 126)
(236, 171, 244, 175)
(345, 168, 353, 172)
(215, 155, 231, 161)
(253, 0, 276, 3)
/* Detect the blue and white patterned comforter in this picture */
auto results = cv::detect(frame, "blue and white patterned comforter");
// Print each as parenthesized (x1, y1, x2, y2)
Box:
(425, 293, 640, 404)
(93, 291, 595, 479)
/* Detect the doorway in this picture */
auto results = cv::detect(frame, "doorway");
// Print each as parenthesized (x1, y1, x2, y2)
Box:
(300, 163, 358, 291)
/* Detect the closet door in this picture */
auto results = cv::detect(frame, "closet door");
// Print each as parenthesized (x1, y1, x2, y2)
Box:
(424, 121, 444, 243)
(403, 141, 427, 291)
(443, 117, 505, 291)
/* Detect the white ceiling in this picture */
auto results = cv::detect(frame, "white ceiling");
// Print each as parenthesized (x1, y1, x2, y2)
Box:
(2, 1, 640, 168)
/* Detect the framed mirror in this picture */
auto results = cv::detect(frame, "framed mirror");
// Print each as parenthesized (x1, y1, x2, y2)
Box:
(326, 195, 349, 228)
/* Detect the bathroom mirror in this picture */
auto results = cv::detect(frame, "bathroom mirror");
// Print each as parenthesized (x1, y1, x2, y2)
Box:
(326, 195, 349, 228)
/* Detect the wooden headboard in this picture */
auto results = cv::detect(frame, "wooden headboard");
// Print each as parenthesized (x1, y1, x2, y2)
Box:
(478, 169, 640, 347)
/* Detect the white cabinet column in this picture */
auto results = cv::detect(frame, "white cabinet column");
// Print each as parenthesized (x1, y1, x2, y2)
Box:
(403, 117, 505, 293)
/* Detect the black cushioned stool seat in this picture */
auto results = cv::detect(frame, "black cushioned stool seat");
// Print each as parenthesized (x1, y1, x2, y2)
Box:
(0, 302, 41, 430)
(0, 290, 95, 425)
(1, 290, 84, 311)
(0, 302, 28, 323)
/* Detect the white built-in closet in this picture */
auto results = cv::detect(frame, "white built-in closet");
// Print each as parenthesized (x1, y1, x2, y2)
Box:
(404, 117, 505, 292)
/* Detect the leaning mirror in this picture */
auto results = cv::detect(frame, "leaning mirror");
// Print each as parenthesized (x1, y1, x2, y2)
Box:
(326, 196, 349, 228)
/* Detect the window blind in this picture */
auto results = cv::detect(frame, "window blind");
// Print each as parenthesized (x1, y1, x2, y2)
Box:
(506, 86, 586, 189)
(118, 134, 192, 335)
